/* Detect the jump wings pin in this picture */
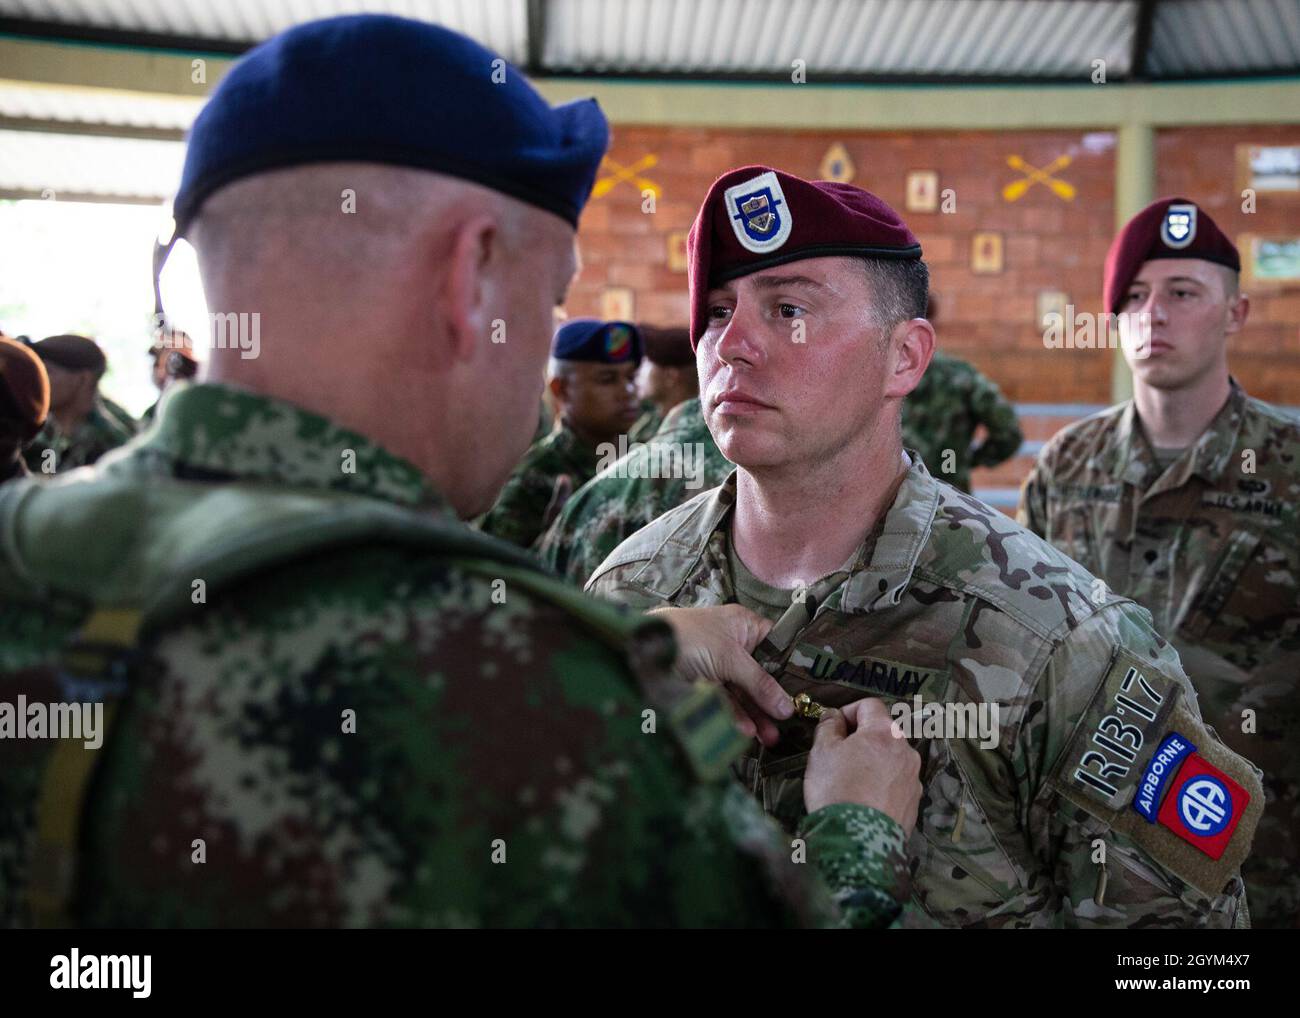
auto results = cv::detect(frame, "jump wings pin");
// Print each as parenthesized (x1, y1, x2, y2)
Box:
(792, 692, 826, 720)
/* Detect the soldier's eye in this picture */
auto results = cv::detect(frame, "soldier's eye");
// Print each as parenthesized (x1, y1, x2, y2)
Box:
(708, 305, 732, 322)
(777, 303, 805, 319)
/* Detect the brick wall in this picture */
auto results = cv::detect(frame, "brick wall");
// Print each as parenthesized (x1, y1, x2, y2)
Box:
(567, 121, 1300, 510)
(568, 125, 1119, 404)
(568, 123, 1300, 407)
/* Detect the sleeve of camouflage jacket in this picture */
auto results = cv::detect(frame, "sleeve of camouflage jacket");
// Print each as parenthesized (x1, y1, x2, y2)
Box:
(967, 372, 1023, 469)
(77, 545, 908, 928)
(1015, 609, 1249, 928)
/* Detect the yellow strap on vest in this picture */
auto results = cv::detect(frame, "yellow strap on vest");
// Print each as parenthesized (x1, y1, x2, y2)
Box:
(27, 608, 141, 928)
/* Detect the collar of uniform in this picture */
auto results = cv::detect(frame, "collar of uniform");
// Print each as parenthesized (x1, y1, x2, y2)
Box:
(1111, 378, 1248, 491)
(140, 382, 449, 511)
(838, 452, 941, 614)
(624, 469, 739, 600)
(1104, 400, 1156, 489)
(1182, 377, 1249, 485)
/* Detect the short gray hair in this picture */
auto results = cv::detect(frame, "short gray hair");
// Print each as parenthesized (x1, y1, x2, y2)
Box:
(860, 257, 930, 332)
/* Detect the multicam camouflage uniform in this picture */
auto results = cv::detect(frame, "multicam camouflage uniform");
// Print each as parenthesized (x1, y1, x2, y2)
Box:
(588, 460, 1263, 928)
(23, 395, 137, 475)
(0, 382, 912, 929)
(478, 421, 603, 550)
(902, 351, 1022, 493)
(1019, 379, 1300, 927)
(540, 397, 732, 585)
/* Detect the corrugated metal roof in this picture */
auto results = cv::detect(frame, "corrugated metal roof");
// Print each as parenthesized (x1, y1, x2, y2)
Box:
(1147, 0, 1300, 77)
(542, 0, 1138, 78)
(0, 0, 529, 60)
(0, 0, 1296, 83)
(0, 128, 183, 199)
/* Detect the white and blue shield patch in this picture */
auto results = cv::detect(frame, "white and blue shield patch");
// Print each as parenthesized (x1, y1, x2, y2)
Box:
(1160, 203, 1197, 250)
(724, 171, 792, 253)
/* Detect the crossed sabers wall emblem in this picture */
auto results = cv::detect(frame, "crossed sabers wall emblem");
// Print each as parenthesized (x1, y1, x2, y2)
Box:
(1002, 154, 1076, 202)
(592, 155, 662, 200)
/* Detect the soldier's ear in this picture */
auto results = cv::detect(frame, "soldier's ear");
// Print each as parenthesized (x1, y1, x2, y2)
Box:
(884, 317, 935, 400)
(547, 373, 566, 403)
(1225, 291, 1249, 336)
(441, 213, 500, 364)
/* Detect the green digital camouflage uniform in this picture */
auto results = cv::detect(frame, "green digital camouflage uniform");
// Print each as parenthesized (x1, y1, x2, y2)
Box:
(23, 395, 137, 475)
(540, 397, 732, 585)
(1019, 379, 1300, 927)
(588, 459, 1263, 928)
(627, 401, 663, 445)
(478, 421, 603, 550)
(0, 381, 912, 929)
(902, 351, 1023, 493)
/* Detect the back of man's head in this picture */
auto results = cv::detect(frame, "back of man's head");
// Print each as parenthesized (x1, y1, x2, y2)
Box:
(166, 14, 610, 515)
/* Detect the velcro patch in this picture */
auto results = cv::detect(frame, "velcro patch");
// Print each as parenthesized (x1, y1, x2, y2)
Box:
(1056, 674, 1264, 897)
(1059, 650, 1180, 812)
(785, 643, 950, 702)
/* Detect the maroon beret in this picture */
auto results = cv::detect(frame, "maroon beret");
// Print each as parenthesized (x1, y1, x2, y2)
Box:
(0, 336, 51, 441)
(1103, 197, 1240, 315)
(639, 324, 693, 367)
(687, 165, 921, 345)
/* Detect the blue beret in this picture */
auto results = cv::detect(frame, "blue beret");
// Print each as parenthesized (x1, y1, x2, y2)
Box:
(173, 14, 609, 232)
(552, 320, 642, 365)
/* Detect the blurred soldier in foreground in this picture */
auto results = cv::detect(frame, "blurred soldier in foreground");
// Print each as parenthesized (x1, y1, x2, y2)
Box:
(589, 166, 1262, 928)
(0, 16, 922, 929)
(902, 300, 1022, 493)
(1020, 197, 1300, 927)
(0, 336, 49, 483)
(480, 319, 645, 549)
(23, 334, 136, 474)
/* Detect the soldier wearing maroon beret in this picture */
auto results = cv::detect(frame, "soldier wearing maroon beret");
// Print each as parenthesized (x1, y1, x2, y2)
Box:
(1020, 196, 1300, 926)
(589, 167, 1262, 928)
(0, 336, 50, 483)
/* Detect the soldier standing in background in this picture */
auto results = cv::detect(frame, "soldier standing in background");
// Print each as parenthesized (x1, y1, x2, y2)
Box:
(540, 397, 730, 585)
(901, 298, 1022, 493)
(23, 334, 135, 473)
(480, 318, 645, 549)
(627, 324, 697, 442)
(0, 16, 923, 930)
(0, 336, 49, 483)
(1020, 197, 1300, 927)
(142, 328, 200, 424)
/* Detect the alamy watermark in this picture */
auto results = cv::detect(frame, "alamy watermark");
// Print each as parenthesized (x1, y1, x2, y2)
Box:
(152, 311, 261, 360)
(1043, 306, 1151, 357)
(0, 697, 104, 748)
(596, 437, 709, 490)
